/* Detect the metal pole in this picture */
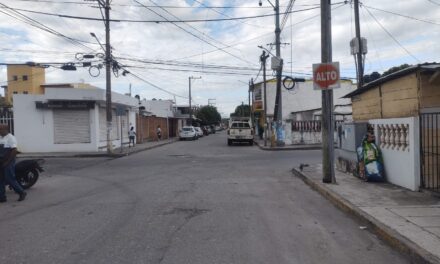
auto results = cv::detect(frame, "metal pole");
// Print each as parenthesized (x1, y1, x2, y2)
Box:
(321, 0, 335, 183)
(354, 0, 364, 89)
(188, 77, 192, 126)
(273, 0, 284, 146)
(120, 116, 123, 153)
(261, 51, 269, 147)
(105, 0, 113, 153)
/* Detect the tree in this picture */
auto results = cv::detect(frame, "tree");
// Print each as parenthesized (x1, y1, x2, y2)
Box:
(196, 105, 221, 125)
(382, 63, 411, 77)
(231, 104, 251, 117)
(363, 71, 381, 84)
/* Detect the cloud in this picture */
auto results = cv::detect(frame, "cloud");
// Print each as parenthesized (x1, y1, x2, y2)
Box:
(0, 0, 438, 115)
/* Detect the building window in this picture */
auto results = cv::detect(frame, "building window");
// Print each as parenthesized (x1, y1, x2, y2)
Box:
(22, 75, 28, 81)
(23, 91, 28, 94)
(13, 91, 18, 94)
(12, 75, 18, 81)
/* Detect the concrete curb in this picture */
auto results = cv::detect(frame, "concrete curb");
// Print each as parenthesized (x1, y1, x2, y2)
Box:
(18, 139, 178, 159)
(292, 167, 440, 264)
(253, 139, 322, 151)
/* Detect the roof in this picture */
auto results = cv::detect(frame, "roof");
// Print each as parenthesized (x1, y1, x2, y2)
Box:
(343, 63, 440, 98)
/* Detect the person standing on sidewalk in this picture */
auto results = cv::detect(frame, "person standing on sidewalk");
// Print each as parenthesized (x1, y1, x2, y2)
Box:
(0, 124, 26, 203)
(156, 126, 162, 141)
(128, 126, 136, 147)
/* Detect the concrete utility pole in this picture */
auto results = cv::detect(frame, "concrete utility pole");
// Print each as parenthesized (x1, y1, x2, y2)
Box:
(104, 0, 113, 154)
(260, 51, 269, 147)
(189, 76, 201, 125)
(321, 0, 335, 183)
(354, 0, 363, 89)
(273, 0, 284, 146)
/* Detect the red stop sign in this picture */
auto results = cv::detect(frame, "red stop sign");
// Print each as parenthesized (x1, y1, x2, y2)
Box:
(313, 62, 340, 89)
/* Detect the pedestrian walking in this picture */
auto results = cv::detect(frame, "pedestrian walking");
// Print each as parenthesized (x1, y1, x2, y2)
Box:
(128, 126, 136, 147)
(0, 124, 26, 203)
(156, 126, 162, 141)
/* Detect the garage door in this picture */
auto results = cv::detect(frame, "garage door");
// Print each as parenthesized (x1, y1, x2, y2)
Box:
(53, 109, 91, 144)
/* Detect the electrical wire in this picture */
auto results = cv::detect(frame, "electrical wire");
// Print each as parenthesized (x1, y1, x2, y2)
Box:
(0, 3, 96, 51)
(361, 4, 440, 26)
(363, 6, 421, 63)
(0, 5, 322, 23)
(135, 0, 257, 66)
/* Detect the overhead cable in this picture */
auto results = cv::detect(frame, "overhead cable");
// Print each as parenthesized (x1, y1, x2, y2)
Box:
(0, 5, 322, 23)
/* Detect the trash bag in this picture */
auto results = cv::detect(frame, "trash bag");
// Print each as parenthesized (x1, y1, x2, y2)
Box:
(357, 133, 385, 182)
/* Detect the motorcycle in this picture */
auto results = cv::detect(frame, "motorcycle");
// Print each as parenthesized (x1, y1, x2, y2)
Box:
(7, 159, 45, 190)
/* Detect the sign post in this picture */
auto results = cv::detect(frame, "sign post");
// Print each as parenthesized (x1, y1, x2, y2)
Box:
(313, 62, 340, 90)
(313, 60, 340, 184)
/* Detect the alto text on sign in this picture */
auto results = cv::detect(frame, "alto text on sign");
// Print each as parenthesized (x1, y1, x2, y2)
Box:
(313, 62, 341, 90)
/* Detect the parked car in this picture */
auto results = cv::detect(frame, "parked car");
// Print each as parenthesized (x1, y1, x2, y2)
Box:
(194, 127, 204, 138)
(179, 126, 197, 140)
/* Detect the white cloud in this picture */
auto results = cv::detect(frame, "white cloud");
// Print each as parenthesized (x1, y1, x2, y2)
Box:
(0, 0, 438, 115)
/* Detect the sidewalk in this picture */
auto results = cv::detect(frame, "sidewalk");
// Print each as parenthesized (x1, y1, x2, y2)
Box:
(17, 138, 178, 159)
(293, 164, 440, 264)
(253, 137, 322, 151)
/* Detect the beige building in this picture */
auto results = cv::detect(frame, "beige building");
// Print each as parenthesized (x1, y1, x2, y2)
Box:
(3, 64, 46, 105)
(2, 64, 98, 105)
(344, 64, 440, 120)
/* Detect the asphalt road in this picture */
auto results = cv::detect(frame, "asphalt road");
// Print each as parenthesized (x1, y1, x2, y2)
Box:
(0, 133, 409, 264)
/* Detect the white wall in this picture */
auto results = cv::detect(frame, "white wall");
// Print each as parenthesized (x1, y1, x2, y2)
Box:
(369, 117, 420, 191)
(13, 87, 138, 153)
(254, 79, 355, 121)
(141, 100, 174, 118)
(14, 95, 99, 153)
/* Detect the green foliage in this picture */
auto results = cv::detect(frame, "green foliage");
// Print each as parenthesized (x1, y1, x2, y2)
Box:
(382, 63, 411, 77)
(196, 105, 221, 125)
(231, 104, 251, 117)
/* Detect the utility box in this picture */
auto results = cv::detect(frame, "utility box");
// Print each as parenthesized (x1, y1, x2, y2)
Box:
(271, 56, 282, 71)
(339, 122, 368, 151)
(336, 122, 368, 174)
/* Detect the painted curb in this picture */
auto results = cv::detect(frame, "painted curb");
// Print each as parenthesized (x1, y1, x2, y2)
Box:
(253, 140, 322, 151)
(292, 167, 440, 264)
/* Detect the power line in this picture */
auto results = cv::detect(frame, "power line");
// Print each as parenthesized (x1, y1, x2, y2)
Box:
(11, 0, 293, 8)
(363, 6, 421, 63)
(173, 2, 347, 61)
(362, 4, 440, 26)
(0, 3, 96, 51)
(427, 0, 440, 6)
(125, 69, 188, 99)
(135, 0, 257, 66)
(0, 5, 322, 23)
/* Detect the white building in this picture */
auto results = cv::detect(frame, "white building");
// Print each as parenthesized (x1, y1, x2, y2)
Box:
(252, 78, 356, 121)
(13, 86, 138, 153)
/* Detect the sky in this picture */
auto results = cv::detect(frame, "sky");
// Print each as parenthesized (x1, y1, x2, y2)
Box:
(0, 0, 439, 117)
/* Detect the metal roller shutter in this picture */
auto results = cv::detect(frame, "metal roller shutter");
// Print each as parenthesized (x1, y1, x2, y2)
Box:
(54, 109, 91, 144)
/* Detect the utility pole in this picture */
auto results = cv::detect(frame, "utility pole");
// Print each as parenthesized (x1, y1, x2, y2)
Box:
(273, 0, 284, 146)
(104, 0, 113, 154)
(354, 0, 363, 89)
(248, 79, 252, 118)
(189, 76, 201, 126)
(129, 83, 132, 96)
(321, 0, 335, 183)
(261, 51, 269, 147)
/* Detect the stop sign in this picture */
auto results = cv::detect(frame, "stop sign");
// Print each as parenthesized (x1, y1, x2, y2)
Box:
(313, 62, 340, 90)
